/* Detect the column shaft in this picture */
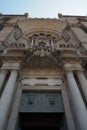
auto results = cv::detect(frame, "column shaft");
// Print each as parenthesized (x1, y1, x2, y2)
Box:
(76, 71, 87, 102)
(0, 70, 18, 130)
(66, 71, 87, 130)
(0, 70, 7, 92)
(62, 88, 76, 130)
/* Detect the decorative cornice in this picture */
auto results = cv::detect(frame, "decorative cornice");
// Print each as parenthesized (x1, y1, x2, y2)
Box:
(0, 55, 24, 61)
(0, 13, 28, 17)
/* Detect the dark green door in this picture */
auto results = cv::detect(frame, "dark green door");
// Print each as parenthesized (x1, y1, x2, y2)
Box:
(20, 92, 64, 113)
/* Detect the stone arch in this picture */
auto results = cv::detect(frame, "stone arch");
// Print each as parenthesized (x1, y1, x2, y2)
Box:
(22, 28, 62, 52)
(23, 28, 61, 41)
(20, 29, 63, 68)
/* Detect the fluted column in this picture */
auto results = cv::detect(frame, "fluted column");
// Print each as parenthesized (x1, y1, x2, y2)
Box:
(76, 71, 87, 103)
(0, 70, 18, 130)
(0, 70, 7, 92)
(66, 70, 87, 130)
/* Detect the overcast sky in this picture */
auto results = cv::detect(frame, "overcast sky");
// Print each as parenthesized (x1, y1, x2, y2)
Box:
(0, 0, 87, 18)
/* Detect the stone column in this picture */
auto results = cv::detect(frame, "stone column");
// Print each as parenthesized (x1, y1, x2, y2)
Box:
(62, 88, 76, 130)
(0, 70, 7, 92)
(76, 71, 87, 103)
(66, 71, 87, 130)
(6, 88, 22, 130)
(0, 70, 18, 130)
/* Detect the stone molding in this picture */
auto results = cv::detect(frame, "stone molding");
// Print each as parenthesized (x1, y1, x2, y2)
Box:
(18, 76, 65, 88)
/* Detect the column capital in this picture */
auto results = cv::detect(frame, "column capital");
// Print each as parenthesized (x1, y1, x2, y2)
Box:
(1, 62, 20, 70)
(64, 63, 83, 71)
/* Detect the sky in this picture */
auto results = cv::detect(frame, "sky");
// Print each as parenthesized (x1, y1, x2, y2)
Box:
(0, 0, 87, 18)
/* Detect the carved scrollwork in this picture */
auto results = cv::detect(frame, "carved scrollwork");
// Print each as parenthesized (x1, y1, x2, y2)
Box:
(10, 42, 17, 48)
(18, 43, 25, 48)
(10, 42, 26, 49)
(21, 32, 63, 68)
(0, 41, 9, 54)
(59, 43, 73, 48)
(8, 26, 28, 49)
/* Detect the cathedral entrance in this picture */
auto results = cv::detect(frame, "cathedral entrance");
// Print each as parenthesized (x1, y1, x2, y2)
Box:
(19, 92, 67, 130)
(19, 113, 64, 130)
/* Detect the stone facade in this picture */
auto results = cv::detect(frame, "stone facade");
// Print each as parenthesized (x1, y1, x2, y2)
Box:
(0, 13, 87, 130)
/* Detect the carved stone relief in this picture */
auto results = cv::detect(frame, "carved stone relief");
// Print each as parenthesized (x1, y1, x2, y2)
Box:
(61, 26, 87, 56)
(0, 25, 75, 52)
(14, 26, 22, 40)
(0, 26, 28, 51)
(0, 24, 85, 62)
(0, 41, 9, 54)
(62, 30, 70, 42)
(28, 32, 59, 53)
(68, 30, 86, 56)
(21, 32, 62, 67)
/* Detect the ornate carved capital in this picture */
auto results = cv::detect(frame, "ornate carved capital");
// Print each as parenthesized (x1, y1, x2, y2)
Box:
(1, 62, 20, 70)
(63, 63, 83, 71)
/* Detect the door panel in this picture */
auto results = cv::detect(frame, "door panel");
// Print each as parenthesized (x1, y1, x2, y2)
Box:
(20, 93, 42, 112)
(45, 93, 64, 112)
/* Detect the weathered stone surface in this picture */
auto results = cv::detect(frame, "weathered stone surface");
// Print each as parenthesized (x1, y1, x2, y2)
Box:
(81, 22, 87, 28)
(0, 26, 14, 41)
(71, 27, 87, 43)
(0, 13, 87, 130)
